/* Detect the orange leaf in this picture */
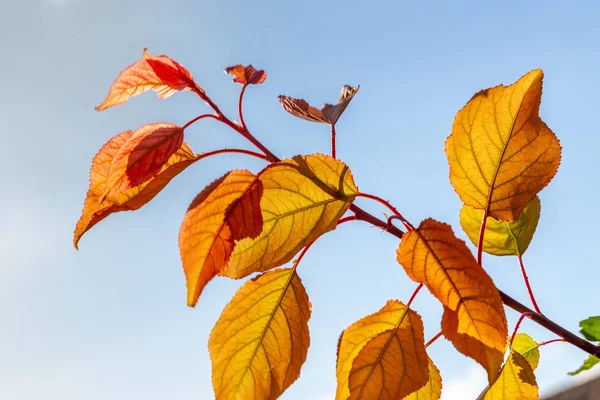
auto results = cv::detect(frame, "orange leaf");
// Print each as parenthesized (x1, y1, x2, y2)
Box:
(96, 49, 203, 111)
(73, 132, 198, 249)
(446, 69, 561, 221)
(179, 170, 261, 307)
(224, 64, 267, 85)
(100, 123, 184, 201)
(222, 154, 358, 279)
(336, 300, 429, 400)
(278, 85, 359, 125)
(209, 267, 310, 400)
(397, 219, 508, 382)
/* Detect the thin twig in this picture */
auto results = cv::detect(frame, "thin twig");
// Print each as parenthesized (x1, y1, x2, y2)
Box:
(518, 255, 542, 314)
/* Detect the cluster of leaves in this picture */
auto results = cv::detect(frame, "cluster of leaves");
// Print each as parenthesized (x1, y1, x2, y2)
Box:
(75, 49, 599, 399)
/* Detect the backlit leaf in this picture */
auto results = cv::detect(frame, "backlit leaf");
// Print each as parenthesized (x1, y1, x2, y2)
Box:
(483, 352, 538, 400)
(579, 316, 600, 342)
(403, 358, 442, 400)
(224, 64, 267, 85)
(225, 178, 264, 241)
(96, 49, 203, 110)
(336, 300, 429, 400)
(278, 85, 359, 126)
(460, 196, 541, 256)
(397, 219, 508, 382)
(179, 170, 262, 307)
(569, 355, 600, 376)
(209, 267, 310, 400)
(101, 123, 184, 201)
(446, 69, 561, 221)
(223, 154, 358, 278)
(512, 333, 540, 371)
(74, 131, 198, 249)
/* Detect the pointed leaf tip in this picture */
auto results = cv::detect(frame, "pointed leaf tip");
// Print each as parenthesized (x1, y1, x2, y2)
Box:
(96, 49, 202, 111)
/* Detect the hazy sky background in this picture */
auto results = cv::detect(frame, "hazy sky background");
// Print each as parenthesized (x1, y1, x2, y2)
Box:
(2, 0, 600, 399)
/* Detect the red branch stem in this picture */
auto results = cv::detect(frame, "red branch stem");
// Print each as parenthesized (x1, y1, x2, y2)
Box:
(238, 84, 248, 130)
(331, 124, 337, 159)
(425, 331, 443, 348)
(510, 312, 533, 346)
(198, 148, 269, 161)
(518, 255, 542, 314)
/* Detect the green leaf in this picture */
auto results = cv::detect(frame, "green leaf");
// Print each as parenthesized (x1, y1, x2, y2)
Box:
(568, 355, 600, 376)
(512, 333, 540, 370)
(460, 196, 540, 256)
(580, 316, 600, 342)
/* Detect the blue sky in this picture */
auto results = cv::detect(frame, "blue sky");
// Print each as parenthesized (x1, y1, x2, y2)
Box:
(2, 0, 600, 399)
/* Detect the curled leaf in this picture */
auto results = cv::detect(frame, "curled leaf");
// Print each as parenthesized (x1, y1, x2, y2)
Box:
(223, 153, 358, 279)
(209, 267, 310, 400)
(446, 69, 561, 221)
(224, 64, 267, 85)
(336, 300, 429, 400)
(74, 132, 198, 249)
(397, 219, 508, 382)
(278, 85, 359, 126)
(179, 170, 263, 307)
(460, 196, 541, 256)
(96, 49, 203, 111)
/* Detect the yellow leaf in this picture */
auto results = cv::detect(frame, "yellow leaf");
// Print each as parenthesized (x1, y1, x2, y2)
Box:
(460, 196, 541, 256)
(336, 300, 429, 400)
(209, 267, 310, 400)
(397, 219, 507, 382)
(483, 352, 538, 400)
(223, 154, 358, 278)
(512, 333, 540, 371)
(446, 69, 561, 221)
(73, 131, 198, 249)
(403, 358, 442, 400)
(178, 170, 262, 307)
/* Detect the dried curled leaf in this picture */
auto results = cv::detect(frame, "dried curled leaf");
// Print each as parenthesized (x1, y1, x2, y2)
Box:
(397, 219, 508, 382)
(224, 64, 267, 85)
(74, 131, 198, 248)
(96, 49, 203, 110)
(482, 333, 539, 400)
(223, 153, 358, 279)
(446, 69, 561, 221)
(179, 170, 263, 307)
(209, 267, 310, 400)
(101, 123, 184, 201)
(278, 85, 359, 126)
(403, 358, 442, 400)
(336, 300, 429, 400)
(460, 196, 541, 256)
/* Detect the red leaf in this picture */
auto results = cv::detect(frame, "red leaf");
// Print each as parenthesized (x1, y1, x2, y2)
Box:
(96, 49, 203, 111)
(224, 64, 267, 85)
(225, 179, 264, 241)
(74, 135, 198, 249)
(101, 123, 184, 201)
